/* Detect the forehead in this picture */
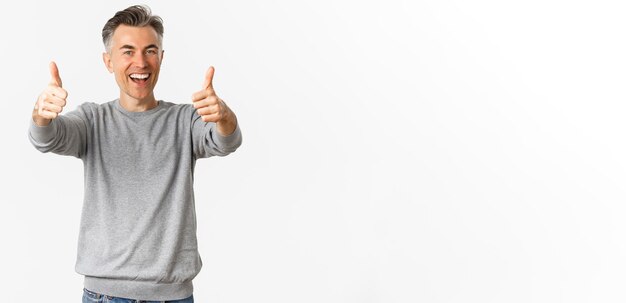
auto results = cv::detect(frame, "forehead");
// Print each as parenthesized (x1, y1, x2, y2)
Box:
(111, 24, 161, 48)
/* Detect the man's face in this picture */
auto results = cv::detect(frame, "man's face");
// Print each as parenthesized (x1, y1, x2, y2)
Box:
(103, 24, 163, 103)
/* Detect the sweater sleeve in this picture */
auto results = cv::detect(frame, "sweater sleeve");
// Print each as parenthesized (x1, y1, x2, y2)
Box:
(190, 110, 242, 159)
(28, 104, 91, 158)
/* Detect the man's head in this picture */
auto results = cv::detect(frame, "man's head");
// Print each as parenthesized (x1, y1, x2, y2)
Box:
(102, 5, 164, 105)
(102, 5, 164, 53)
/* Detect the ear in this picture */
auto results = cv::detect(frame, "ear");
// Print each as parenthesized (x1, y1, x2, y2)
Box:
(102, 52, 113, 73)
(160, 50, 165, 64)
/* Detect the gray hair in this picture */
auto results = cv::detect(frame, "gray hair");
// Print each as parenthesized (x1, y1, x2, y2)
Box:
(102, 5, 164, 52)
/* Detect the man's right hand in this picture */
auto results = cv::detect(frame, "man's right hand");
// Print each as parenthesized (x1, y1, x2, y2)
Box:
(33, 61, 68, 126)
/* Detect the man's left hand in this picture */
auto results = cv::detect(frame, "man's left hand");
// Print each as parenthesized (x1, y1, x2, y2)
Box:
(192, 66, 237, 135)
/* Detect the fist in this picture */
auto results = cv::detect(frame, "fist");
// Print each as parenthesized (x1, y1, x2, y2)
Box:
(191, 66, 231, 123)
(34, 61, 68, 121)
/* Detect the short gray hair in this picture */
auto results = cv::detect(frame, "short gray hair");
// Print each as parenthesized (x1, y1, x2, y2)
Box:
(102, 5, 164, 52)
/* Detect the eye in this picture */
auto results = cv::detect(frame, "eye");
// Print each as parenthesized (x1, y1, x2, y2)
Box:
(146, 49, 158, 55)
(123, 50, 133, 56)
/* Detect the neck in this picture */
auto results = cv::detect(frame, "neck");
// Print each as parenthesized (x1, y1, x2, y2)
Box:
(119, 93, 158, 112)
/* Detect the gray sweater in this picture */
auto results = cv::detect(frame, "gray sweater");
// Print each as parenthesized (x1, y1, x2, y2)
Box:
(28, 100, 242, 301)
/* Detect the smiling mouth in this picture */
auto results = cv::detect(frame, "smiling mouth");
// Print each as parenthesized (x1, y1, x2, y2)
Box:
(129, 73, 151, 84)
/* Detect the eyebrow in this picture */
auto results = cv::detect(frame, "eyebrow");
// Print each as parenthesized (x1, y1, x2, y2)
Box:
(119, 44, 159, 50)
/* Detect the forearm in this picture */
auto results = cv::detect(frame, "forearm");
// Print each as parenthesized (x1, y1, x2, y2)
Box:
(28, 105, 89, 158)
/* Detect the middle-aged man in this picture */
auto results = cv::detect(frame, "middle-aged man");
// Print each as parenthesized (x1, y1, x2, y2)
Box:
(28, 5, 242, 303)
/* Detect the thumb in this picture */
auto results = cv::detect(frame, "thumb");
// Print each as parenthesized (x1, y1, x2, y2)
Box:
(49, 61, 62, 87)
(202, 66, 215, 89)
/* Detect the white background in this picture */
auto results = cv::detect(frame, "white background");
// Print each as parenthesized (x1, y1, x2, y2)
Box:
(1, 0, 625, 302)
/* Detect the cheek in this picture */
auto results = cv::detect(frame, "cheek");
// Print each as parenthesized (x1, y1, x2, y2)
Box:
(150, 60, 161, 70)
(115, 69, 126, 80)
(113, 62, 130, 80)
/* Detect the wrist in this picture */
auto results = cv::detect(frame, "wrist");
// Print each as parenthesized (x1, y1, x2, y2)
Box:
(32, 109, 51, 126)
(217, 109, 237, 136)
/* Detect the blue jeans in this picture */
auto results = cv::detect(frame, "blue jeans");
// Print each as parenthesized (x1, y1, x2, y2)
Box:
(82, 288, 194, 303)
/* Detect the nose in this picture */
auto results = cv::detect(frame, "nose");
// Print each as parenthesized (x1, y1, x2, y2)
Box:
(132, 52, 148, 68)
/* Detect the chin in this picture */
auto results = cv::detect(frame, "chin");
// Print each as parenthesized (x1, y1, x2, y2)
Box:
(128, 89, 154, 100)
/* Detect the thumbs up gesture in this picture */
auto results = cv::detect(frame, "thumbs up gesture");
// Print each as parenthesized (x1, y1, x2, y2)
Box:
(33, 61, 68, 126)
(191, 66, 233, 124)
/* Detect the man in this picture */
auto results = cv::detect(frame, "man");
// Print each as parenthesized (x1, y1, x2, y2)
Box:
(28, 5, 242, 303)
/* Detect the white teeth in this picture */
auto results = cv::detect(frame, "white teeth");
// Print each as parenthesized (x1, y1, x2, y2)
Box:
(130, 73, 149, 79)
